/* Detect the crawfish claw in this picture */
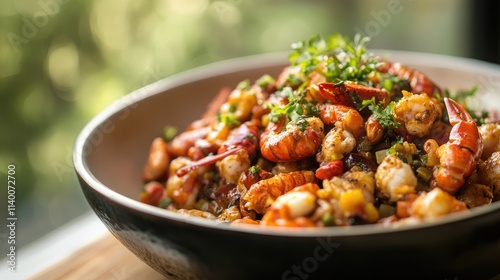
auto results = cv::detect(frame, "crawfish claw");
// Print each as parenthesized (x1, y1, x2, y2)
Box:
(444, 97, 474, 124)
(317, 81, 389, 107)
(434, 97, 483, 194)
(317, 82, 355, 106)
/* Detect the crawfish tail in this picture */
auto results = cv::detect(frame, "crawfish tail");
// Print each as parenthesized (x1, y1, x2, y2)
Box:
(242, 170, 316, 213)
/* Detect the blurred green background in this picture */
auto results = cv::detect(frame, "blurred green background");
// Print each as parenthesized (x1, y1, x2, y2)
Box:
(0, 0, 496, 254)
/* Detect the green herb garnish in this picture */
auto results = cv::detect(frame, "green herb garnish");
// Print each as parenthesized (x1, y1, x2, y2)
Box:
(360, 97, 401, 132)
(162, 126, 178, 142)
(256, 74, 275, 89)
(236, 79, 251, 91)
(266, 87, 318, 131)
(249, 165, 261, 174)
(289, 33, 380, 84)
(158, 198, 172, 208)
(379, 73, 406, 93)
(217, 111, 240, 126)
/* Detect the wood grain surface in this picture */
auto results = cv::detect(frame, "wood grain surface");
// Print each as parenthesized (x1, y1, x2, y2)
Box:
(30, 233, 167, 280)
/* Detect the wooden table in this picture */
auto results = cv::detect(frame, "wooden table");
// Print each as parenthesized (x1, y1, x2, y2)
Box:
(0, 213, 167, 280)
(31, 233, 167, 280)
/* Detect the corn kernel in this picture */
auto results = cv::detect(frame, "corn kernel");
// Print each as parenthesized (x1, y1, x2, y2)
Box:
(339, 189, 365, 213)
(364, 203, 380, 222)
(261, 114, 269, 127)
(317, 189, 331, 200)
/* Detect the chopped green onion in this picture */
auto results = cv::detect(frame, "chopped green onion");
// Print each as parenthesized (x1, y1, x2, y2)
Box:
(158, 198, 172, 208)
(360, 97, 401, 132)
(162, 126, 177, 142)
(256, 74, 275, 89)
(249, 165, 261, 174)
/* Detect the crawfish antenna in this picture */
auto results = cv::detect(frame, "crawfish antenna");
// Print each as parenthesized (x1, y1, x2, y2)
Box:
(175, 147, 242, 177)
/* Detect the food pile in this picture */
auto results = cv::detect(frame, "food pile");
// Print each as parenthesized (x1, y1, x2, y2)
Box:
(140, 33, 500, 227)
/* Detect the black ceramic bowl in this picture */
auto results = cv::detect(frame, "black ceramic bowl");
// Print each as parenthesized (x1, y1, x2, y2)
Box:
(74, 51, 500, 280)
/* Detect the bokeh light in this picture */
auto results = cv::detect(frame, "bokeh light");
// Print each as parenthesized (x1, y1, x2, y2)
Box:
(47, 40, 80, 94)
(0, 0, 486, 256)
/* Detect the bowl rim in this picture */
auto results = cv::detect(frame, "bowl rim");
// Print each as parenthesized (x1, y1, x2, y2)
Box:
(74, 50, 500, 237)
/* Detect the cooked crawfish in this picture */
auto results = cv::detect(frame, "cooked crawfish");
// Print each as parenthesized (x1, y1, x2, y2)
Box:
(393, 90, 442, 138)
(317, 103, 364, 139)
(170, 87, 232, 157)
(242, 170, 317, 214)
(237, 167, 274, 219)
(139, 33, 498, 229)
(365, 114, 384, 145)
(428, 98, 483, 194)
(176, 121, 260, 177)
(260, 116, 324, 162)
(170, 126, 211, 158)
(375, 154, 417, 202)
(398, 188, 467, 219)
(260, 183, 319, 227)
(318, 167, 379, 225)
(317, 81, 389, 108)
(315, 160, 344, 181)
(166, 157, 203, 208)
(378, 61, 442, 97)
(315, 127, 355, 180)
(143, 137, 170, 182)
(315, 104, 365, 180)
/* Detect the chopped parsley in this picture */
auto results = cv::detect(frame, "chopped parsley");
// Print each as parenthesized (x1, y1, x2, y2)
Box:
(387, 139, 413, 164)
(249, 165, 261, 174)
(158, 198, 172, 208)
(288, 33, 381, 84)
(360, 97, 401, 132)
(379, 73, 406, 93)
(217, 111, 240, 126)
(228, 104, 237, 113)
(236, 79, 251, 91)
(285, 73, 304, 88)
(256, 74, 276, 89)
(266, 87, 318, 131)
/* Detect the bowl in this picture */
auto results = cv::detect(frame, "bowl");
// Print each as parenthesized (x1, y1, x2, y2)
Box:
(74, 51, 500, 280)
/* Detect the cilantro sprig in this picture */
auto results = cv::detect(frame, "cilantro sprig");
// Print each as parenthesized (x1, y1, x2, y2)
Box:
(217, 111, 240, 126)
(288, 33, 381, 84)
(379, 73, 408, 94)
(249, 165, 261, 174)
(360, 97, 401, 132)
(266, 87, 318, 131)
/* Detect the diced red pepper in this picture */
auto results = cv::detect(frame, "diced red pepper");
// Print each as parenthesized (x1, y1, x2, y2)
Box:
(140, 181, 165, 206)
(315, 160, 344, 180)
